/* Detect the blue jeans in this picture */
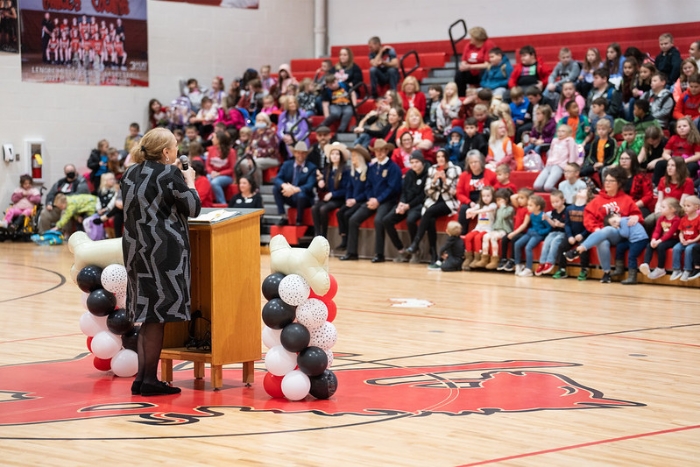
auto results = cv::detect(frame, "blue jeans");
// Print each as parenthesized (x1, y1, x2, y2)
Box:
(370, 66, 399, 96)
(672, 242, 697, 271)
(353, 133, 371, 148)
(580, 226, 622, 272)
(514, 231, 544, 270)
(540, 231, 565, 264)
(209, 175, 233, 204)
(615, 238, 649, 269)
(322, 104, 354, 132)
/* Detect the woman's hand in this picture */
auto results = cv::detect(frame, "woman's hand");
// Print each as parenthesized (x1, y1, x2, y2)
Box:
(346, 198, 356, 207)
(628, 215, 639, 226)
(283, 134, 293, 145)
(211, 170, 219, 178)
(182, 167, 196, 188)
(323, 192, 332, 202)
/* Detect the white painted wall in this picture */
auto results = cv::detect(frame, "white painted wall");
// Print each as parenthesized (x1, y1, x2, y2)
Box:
(328, 0, 700, 46)
(0, 0, 313, 208)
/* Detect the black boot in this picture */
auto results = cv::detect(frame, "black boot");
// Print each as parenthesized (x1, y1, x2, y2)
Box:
(611, 259, 625, 277)
(621, 268, 638, 285)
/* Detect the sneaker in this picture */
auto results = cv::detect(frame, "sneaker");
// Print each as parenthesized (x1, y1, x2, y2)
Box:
(600, 272, 612, 283)
(518, 268, 533, 277)
(515, 264, 524, 275)
(648, 268, 666, 280)
(577, 269, 589, 281)
(564, 250, 580, 262)
(427, 261, 442, 270)
(541, 263, 555, 275)
(503, 259, 515, 272)
(496, 258, 508, 271)
(688, 269, 700, 281)
(670, 270, 683, 281)
(553, 269, 568, 279)
(680, 271, 691, 282)
(639, 263, 650, 276)
(534, 264, 545, 276)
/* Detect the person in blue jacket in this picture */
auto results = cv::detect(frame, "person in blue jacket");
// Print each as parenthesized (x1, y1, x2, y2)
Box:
(273, 141, 317, 226)
(480, 47, 513, 98)
(340, 139, 402, 262)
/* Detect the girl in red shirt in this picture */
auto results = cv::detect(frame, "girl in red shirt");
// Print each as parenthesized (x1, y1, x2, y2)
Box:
(662, 117, 700, 178)
(671, 195, 700, 281)
(192, 160, 214, 208)
(639, 197, 683, 280)
(206, 131, 236, 204)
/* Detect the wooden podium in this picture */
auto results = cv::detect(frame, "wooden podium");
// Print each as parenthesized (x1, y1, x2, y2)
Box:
(160, 208, 263, 389)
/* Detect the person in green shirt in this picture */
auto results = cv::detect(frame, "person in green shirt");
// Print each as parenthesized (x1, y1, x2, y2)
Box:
(51, 193, 97, 233)
(614, 123, 645, 164)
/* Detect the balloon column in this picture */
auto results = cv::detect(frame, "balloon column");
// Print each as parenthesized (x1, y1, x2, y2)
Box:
(69, 232, 138, 377)
(262, 235, 339, 401)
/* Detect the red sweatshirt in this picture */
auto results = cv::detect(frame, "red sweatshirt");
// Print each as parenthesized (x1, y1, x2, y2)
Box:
(456, 169, 497, 205)
(508, 61, 550, 89)
(673, 90, 700, 120)
(584, 190, 643, 232)
(652, 215, 681, 242)
(195, 176, 215, 208)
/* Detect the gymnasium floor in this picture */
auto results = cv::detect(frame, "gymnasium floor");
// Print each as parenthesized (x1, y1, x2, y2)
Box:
(1, 242, 699, 466)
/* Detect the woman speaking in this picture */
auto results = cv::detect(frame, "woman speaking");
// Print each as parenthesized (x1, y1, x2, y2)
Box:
(121, 128, 201, 396)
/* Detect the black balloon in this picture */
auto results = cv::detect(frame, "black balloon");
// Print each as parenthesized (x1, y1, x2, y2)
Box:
(262, 272, 286, 301)
(262, 298, 296, 330)
(76, 265, 103, 293)
(122, 326, 140, 352)
(280, 323, 310, 353)
(297, 346, 328, 376)
(107, 308, 134, 335)
(86, 288, 117, 317)
(309, 370, 338, 399)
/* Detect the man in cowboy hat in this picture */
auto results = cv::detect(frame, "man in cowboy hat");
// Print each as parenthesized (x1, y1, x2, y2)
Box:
(340, 138, 401, 262)
(273, 141, 318, 226)
(307, 125, 334, 170)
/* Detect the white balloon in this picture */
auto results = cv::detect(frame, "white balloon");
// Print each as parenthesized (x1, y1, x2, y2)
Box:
(264, 345, 298, 376)
(111, 349, 138, 377)
(91, 331, 123, 359)
(278, 274, 310, 306)
(115, 291, 126, 309)
(296, 299, 328, 330)
(281, 369, 311, 401)
(262, 326, 282, 349)
(101, 264, 128, 296)
(325, 349, 334, 368)
(309, 322, 337, 350)
(80, 292, 90, 310)
(79, 311, 108, 337)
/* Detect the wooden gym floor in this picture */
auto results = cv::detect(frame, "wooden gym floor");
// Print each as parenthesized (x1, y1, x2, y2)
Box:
(1, 242, 699, 466)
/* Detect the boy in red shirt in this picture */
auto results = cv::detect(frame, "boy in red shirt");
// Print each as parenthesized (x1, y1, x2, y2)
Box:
(493, 164, 517, 193)
(673, 195, 700, 281)
(508, 45, 550, 91)
(498, 188, 533, 271)
(673, 73, 700, 121)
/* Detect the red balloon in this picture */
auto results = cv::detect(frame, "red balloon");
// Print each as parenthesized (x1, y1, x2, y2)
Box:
(263, 372, 285, 398)
(324, 274, 338, 300)
(93, 356, 112, 372)
(324, 298, 337, 322)
(86, 336, 93, 353)
(308, 290, 321, 300)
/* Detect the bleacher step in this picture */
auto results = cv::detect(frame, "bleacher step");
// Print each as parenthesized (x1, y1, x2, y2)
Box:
(335, 132, 356, 144)
(431, 68, 455, 78)
(422, 76, 451, 85)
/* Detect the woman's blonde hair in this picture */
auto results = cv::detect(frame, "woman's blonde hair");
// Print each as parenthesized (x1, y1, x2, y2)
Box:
(282, 95, 299, 112)
(129, 127, 175, 164)
(401, 107, 427, 129)
(401, 76, 420, 93)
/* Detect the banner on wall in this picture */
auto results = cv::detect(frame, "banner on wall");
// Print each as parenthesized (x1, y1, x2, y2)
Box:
(0, 0, 19, 54)
(158, 0, 259, 8)
(19, 0, 148, 86)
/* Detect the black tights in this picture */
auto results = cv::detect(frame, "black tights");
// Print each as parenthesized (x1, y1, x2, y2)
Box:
(136, 322, 165, 384)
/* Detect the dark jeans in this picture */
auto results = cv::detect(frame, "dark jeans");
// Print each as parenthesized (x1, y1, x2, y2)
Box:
(501, 232, 525, 260)
(370, 67, 399, 96)
(410, 199, 452, 262)
(457, 203, 472, 235)
(273, 188, 312, 224)
(615, 238, 650, 269)
(346, 202, 395, 256)
(643, 238, 679, 268)
(312, 198, 344, 237)
(382, 204, 422, 250)
(454, 70, 482, 97)
(556, 239, 591, 269)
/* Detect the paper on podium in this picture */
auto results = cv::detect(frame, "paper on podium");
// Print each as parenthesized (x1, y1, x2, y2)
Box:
(189, 209, 240, 224)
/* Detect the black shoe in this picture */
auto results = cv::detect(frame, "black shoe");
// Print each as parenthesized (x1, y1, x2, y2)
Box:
(600, 272, 612, 283)
(564, 250, 580, 262)
(131, 380, 142, 395)
(503, 259, 515, 272)
(140, 381, 181, 396)
(276, 216, 288, 226)
(93, 217, 103, 225)
(405, 244, 418, 255)
(336, 240, 347, 250)
(339, 253, 358, 261)
(371, 254, 385, 263)
(496, 258, 507, 271)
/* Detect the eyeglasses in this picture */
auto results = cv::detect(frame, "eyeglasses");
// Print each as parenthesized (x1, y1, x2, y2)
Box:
(604, 179, 616, 183)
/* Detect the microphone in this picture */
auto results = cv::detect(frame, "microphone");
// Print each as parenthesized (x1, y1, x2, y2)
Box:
(179, 155, 189, 170)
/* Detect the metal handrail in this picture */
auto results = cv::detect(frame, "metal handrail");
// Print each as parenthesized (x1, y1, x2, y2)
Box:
(400, 50, 420, 79)
(287, 115, 313, 143)
(349, 82, 370, 120)
(449, 19, 468, 65)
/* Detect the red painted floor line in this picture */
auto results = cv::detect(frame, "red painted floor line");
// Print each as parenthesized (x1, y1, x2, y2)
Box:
(457, 424, 700, 466)
(0, 333, 82, 344)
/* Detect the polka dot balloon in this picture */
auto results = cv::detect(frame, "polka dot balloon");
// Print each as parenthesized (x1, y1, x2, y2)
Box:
(101, 264, 127, 296)
(278, 274, 310, 307)
(309, 321, 337, 351)
(295, 299, 328, 331)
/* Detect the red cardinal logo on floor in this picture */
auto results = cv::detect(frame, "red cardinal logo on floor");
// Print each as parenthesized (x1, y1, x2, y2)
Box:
(0, 355, 643, 426)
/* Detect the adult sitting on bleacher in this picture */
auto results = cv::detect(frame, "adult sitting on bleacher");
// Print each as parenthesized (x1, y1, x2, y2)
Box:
(368, 36, 399, 98)
(396, 108, 435, 163)
(398, 76, 427, 118)
(320, 75, 356, 133)
(277, 96, 310, 159)
(340, 139, 402, 262)
(454, 27, 495, 98)
(38, 164, 89, 233)
(273, 141, 317, 226)
(618, 149, 654, 218)
(307, 126, 333, 170)
(240, 112, 280, 187)
(336, 145, 371, 251)
(456, 151, 497, 235)
(335, 47, 364, 89)
(312, 143, 350, 238)
(353, 97, 391, 148)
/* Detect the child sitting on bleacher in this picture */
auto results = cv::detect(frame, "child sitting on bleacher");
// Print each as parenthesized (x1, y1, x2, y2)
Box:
(493, 164, 517, 193)
(463, 186, 497, 270)
(673, 73, 700, 123)
(534, 125, 578, 193)
(261, 95, 280, 116)
(554, 82, 586, 121)
(513, 194, 551, 277)
(472, 104, 493, 137)
(481, 47, 512, 98)
(445, 127, 465, 166)
(508, 45, 549, 93)
(615, 123, 644, 161)
(558, 101, 589, 144)
(576, 48, 603, 99)
(545, 48, 581, 101)
(1, 175, 41, 230)
(436, 82, 461, 133)
(438, 221, 466, 272)
(553, 188, 591, 280)
(671, 196, 700, 282)
(509, 87, 529, 128)
(478, 188, 514, 270)
(642, 72, 674, 129)
(487, 120, 516, 171)
(499, 188, 532, 271)
(585, 98, 614, 146)
(581, 119, 616, 179)
(558, 162, 587, 204)
(655, 33, 682, 84)
(297, 78, 318, 115)
(458, 117, 488, 169)
(585, 69, 620, 121)
(260, 65, 277, 93)
(535, 190, 567, 275)
(425, 84, 443, 130)
(524, 104, 556, 155)
(639, 197, 683, 280)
